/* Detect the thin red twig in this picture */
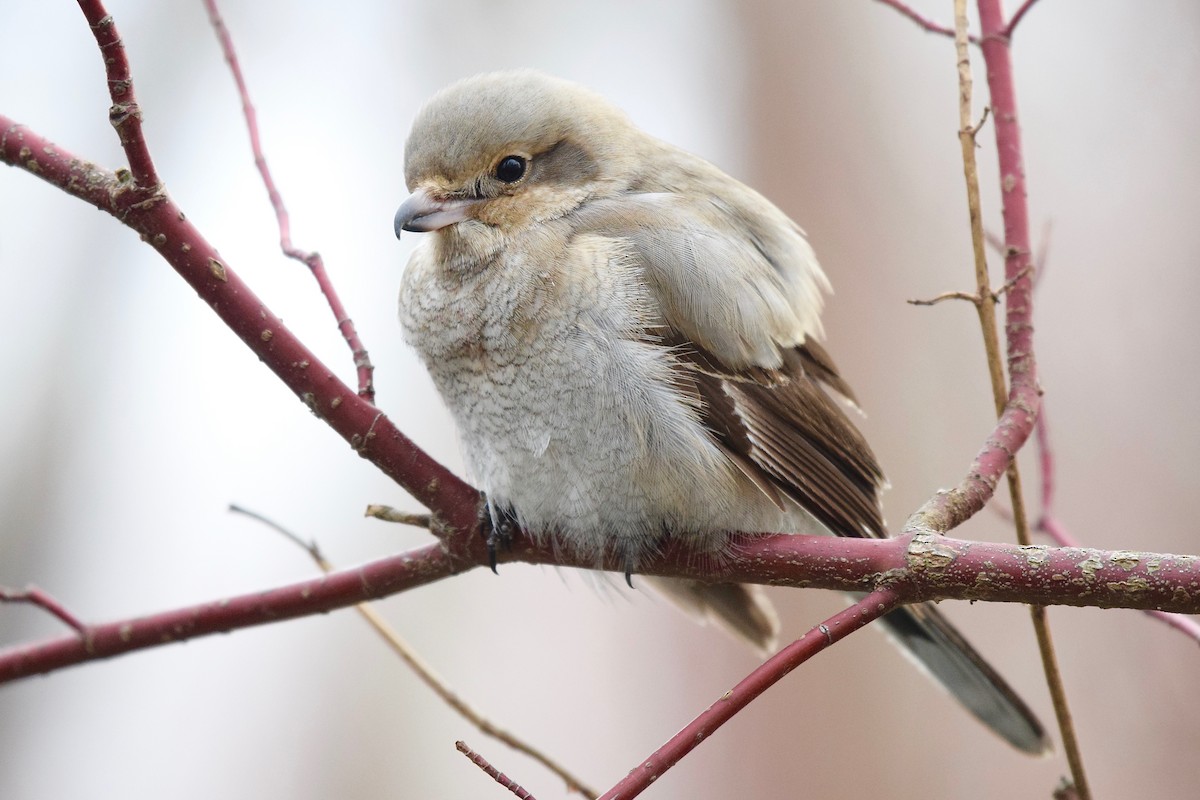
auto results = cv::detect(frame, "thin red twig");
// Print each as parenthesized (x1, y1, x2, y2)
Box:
(598, 588, 903, 799)
(456, 741, 537, 800)
(1003, 0, 1044, 39)
(201, 0, 375, 402)
(75, 0, 158, 189)
(0, 586, 86, 633)
(873, 0, 956, 37)
(874, 0, 981, 43)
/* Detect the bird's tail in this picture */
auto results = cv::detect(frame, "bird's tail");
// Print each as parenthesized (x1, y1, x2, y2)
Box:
(647, 577, 780, 655)
(877, 602, 1050, 755)
(652, 577, 1049, 755)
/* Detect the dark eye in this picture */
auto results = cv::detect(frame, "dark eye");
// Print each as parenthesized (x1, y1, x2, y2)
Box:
(494, 155, 527, 183)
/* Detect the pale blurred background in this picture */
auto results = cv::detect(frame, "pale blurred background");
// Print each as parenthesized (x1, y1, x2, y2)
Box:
(1, 1, 1198, 797)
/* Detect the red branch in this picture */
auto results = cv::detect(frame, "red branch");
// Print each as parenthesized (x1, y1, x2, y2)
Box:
(201, 0, 375, 401)
(77, 0, 158, 189)
(904, 0, 1041, 535)
(0, 542, 453, 682)
(0, 119, 481, 539)
(599, 588, 901, 799)
(456, 741, 537, 800)
(873, 0, 957, 38)
(1031, 411, 1200, 645)
(2, 528, 1196, 685)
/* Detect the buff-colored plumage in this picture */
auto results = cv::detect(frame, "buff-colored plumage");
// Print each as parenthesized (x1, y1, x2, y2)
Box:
(395, 70, 1047, 754)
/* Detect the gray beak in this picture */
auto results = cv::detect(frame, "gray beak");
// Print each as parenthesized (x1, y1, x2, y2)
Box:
(394, 188, 480, 237)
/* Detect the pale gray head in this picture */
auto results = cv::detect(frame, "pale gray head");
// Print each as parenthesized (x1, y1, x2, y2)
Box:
(394, 70, 640, 238)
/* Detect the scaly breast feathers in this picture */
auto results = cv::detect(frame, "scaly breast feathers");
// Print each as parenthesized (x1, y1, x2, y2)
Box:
(400, 233, 746, 563)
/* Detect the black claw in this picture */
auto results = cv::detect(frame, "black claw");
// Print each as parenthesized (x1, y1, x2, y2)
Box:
(624, 554, 635, 588)
(479, 496, 516, 574)
(487, 536, 499, 575)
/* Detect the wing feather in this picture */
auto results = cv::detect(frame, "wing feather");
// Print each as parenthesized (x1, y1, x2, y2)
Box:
(570, 186, 886, 539)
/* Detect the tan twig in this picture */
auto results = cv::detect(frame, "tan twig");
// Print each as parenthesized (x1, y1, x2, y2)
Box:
(971, 105, 992, 138)
(953, 3, 1090, 797)
(228, 504, 597, 799)
(364, 504, 432, 528)
(907, 289, 982, 307)
(908, 265, 1033, 307)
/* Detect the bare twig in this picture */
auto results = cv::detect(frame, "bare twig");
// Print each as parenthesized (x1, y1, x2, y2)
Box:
(971, 104, 992, 137)
(365, 504, 432, 528)
(907, 289, 983, 307)
(0, 585, 87, 633)
(1003, 0, 1045, 39)
(907, 266, 1032, 307)
(597, 588, 903, 799)
(229, 505, 597, 798)
(76, 0, 159, 189)
(456, 741, 539, 800)
(873, 0, 958, 39)
(202, 0, 375, 402)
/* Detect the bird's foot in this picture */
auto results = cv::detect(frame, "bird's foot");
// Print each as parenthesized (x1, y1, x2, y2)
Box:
(479, 499, 517, 574)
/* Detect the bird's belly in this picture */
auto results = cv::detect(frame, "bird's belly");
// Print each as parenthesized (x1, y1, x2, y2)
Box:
(426, 322, 765, 564)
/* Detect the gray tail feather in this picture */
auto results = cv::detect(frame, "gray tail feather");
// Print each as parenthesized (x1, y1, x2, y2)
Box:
(647, 577, 780, 655)
(879, 602, 1051, 755)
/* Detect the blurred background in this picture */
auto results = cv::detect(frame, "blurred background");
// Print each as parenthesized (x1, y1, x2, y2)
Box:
(2, 1, 1198, 797)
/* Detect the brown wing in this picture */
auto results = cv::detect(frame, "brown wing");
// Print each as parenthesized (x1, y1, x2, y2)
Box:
(568, 191, 883, 537)
(673, 334, 887, 540)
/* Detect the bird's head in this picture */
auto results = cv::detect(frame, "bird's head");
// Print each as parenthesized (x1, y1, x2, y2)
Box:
(394, 70, 640, 264)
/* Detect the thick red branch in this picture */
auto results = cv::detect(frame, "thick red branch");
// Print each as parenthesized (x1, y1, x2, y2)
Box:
(2, 529, 1196, 685)
(0, 118, 480, 535)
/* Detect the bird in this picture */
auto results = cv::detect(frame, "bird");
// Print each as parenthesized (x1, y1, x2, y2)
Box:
(393, 69, 1048, 755)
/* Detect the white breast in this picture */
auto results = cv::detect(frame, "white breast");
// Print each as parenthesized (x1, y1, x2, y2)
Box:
(400, 229, 807, 566)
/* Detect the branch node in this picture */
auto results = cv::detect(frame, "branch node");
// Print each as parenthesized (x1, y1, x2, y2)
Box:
(0, 584, 87, 633)
(364, 505, 432, 529)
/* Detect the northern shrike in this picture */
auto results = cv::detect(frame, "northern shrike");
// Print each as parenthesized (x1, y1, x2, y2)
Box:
(394, 70, 1047, 754)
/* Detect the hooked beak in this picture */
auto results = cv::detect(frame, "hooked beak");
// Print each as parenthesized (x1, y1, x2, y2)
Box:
(394, 187, 480, 237)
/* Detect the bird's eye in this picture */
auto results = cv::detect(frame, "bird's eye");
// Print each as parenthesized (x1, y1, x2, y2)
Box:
(494, 155, 527, 183)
